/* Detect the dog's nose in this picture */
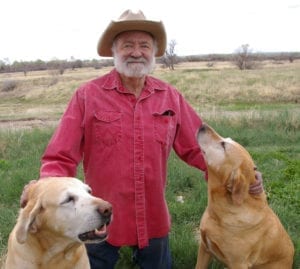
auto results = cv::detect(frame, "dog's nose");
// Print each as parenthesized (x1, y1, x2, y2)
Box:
(199, 123, 207, 133)
(98, 202, 112, 219)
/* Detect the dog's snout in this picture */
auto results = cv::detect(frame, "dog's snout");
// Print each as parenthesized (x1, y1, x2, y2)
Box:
(198, 123, 207, 134)
(98, 202, 112, 219)
(197, 124, 208, 143)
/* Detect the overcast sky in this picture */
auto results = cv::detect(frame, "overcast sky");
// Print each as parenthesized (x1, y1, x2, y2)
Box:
(1, 0, 299, 63)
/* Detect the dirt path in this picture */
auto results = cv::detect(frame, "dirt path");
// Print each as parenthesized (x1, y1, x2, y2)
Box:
(0, 118, 59, 131)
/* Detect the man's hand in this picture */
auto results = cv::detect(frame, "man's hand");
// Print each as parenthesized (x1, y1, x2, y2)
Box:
(20, 180, 38, 208)
(249, 171, 264, 195)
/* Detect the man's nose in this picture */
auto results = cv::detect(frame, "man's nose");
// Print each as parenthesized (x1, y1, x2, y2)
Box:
(130, 46, 143, 57)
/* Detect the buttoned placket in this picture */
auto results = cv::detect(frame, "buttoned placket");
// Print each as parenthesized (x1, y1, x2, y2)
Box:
(133, 90, 153, 249)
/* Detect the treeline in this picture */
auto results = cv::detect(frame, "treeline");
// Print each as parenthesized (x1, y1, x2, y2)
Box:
(1, 52, 299, 74)
(179, 51, 300, 63)
(0, 58, 114, 74)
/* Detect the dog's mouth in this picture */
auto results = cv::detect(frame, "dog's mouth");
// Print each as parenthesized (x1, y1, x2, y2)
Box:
(78, 223, 109, 242)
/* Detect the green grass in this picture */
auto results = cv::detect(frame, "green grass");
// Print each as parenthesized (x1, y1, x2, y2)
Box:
(0, 112, 299, 268)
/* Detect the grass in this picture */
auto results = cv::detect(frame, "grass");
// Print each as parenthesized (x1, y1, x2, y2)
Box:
(0, 61, 299, 268)
(1, 60, 300, 120)
(0, 115, 299, 268)
(157, 62, 300, 108)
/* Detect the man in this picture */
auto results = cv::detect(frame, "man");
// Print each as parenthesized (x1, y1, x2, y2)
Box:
(37, 10, 263, 269)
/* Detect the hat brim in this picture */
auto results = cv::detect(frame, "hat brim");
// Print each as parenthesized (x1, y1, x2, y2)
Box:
(97, 20, 167, 57)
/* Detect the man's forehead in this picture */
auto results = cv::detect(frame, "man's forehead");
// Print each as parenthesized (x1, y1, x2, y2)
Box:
(115, 31, 154, 42)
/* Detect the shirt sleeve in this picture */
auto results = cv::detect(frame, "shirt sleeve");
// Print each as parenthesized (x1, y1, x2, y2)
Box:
(40, 89, 85, 178)
(172, 93, 207, 174)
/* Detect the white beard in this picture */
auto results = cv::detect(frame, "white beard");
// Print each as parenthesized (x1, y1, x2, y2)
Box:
(114, 54, 156, 78)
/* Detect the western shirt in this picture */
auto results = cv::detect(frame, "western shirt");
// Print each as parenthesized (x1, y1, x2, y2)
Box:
(40, 68, 206, 248)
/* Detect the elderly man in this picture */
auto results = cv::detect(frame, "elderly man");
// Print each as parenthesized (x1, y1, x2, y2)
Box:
(37, 9, 263, 269)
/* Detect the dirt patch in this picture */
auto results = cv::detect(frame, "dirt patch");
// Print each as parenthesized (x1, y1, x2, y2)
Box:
(0, 118, 59, 131)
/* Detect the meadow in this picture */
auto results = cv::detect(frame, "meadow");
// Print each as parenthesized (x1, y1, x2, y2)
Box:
(0, 60, 299, 268)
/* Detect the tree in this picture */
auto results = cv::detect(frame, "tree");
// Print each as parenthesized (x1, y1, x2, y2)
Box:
(233, 44, 256, 70)
(162, 39, 178, 70)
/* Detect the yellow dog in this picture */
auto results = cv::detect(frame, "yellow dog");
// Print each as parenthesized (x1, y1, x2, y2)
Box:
(195, 123, 294, 269)
(5, 177, 112, 269)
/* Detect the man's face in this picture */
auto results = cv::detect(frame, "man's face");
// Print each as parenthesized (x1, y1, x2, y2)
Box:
(113, 31, 156, 78)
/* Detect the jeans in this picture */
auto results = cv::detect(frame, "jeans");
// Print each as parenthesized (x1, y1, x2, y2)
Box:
(86, 235, 172, 269)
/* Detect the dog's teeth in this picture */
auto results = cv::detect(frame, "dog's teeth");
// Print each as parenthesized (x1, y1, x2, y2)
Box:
(94, 225, 107, 236)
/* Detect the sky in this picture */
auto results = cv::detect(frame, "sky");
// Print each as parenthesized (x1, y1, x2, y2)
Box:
(1, 0, 299, 63)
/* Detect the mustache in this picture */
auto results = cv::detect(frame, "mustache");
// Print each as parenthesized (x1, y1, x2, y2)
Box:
(125, 57, 147, 64)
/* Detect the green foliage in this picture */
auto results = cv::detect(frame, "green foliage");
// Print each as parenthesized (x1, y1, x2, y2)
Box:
(0, 205, 18, 263)
(0, 159, 10, 170)
(0, 129, 53, 206)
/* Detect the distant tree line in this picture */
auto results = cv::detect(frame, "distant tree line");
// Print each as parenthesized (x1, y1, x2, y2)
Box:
(180, 51, 300, 64)
(1, 50, 299, 74)
(230, 44, 300, 70)
(0, 58, 114, 75)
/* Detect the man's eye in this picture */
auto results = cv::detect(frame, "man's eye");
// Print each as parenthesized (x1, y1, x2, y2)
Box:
(124, 44, 133, 49)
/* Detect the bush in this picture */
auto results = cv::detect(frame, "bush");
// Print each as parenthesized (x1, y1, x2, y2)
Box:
(1, 80, 17, 92)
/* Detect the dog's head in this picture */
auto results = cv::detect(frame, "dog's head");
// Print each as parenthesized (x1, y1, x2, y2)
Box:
(197, 123, 257, 205)
(15, 177, 112, 244)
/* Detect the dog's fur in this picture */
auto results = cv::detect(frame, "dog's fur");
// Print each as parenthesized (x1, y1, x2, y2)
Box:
(4, 177, 112, 269)
(195, 123, 294, 269)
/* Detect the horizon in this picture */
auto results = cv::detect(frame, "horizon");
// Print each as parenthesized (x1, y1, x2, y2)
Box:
(1, 51, 300, 65)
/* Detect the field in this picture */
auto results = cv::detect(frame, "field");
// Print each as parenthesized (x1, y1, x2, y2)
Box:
(0, 60, 299, 268)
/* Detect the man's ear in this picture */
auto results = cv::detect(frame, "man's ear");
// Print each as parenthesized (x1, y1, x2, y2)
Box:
(227, 169, 248, 205)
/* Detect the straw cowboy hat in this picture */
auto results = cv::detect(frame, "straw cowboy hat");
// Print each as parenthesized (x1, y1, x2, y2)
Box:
(97, 9, 167, 57)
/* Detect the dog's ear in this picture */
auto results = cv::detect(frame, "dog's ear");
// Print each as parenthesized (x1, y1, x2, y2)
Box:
(226, 169, 248, 205)
(15, 196, 42, 244)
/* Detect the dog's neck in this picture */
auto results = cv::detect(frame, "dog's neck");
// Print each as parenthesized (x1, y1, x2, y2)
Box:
(206, 169, 268, 227)
(24, 232, 84, 268)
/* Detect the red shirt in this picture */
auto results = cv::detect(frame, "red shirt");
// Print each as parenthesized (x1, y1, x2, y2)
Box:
(40, 69, 206, 248)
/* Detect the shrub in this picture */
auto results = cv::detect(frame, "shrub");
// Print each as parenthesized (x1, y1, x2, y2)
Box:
(1, 80, 17, 92)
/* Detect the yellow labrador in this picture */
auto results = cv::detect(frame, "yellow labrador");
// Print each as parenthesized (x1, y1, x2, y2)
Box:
(5, 177, 112, 269)
(195, 123, 294, 269)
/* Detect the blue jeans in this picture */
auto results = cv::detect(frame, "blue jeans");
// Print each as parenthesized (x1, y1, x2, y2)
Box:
(86, 236, 172, 269)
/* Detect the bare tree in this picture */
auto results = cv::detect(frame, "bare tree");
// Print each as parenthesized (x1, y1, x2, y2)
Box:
(162, 39, 178, 70)
(233, 44, 256, 70)
(288, 53, 297, 63)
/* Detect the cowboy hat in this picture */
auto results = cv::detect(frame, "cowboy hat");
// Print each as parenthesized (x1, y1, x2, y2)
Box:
(97, 9, 167, 57)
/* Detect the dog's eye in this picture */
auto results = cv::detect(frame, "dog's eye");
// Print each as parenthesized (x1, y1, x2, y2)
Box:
(61, 195, 75, 205)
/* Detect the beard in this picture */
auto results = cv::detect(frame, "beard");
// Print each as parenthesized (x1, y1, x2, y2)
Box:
(114, 54, 156, 78)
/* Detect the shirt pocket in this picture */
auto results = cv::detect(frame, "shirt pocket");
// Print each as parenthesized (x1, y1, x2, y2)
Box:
(153, 109, 176, 145)
(94, 111, 122, 147)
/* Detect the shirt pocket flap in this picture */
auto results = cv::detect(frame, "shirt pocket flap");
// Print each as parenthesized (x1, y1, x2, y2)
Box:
(153, 109, 175, 117)
(94, 111, 122, 123)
